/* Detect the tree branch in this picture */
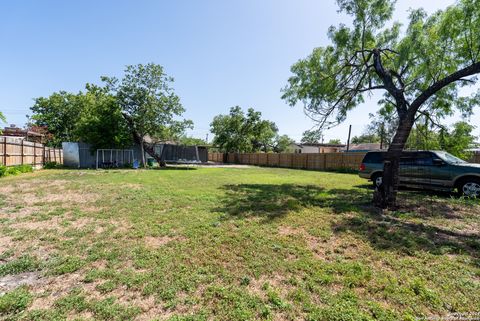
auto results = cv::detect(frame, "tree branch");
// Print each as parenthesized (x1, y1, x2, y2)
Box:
(372, 49, 408, 117)
(410, 61, 480, 113)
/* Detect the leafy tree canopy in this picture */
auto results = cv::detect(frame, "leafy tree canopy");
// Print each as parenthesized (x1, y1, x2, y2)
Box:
(210, 106, 279, 153)
(351, 133, 380, 144)
(282, 0, 480, 207)
(29, 86, 132, 149)
(74, 84, 133, 151)
(178, 136, 207, 146)
(328, 138, 342, 144)
(102, 64, 192, 144)
(273, 134, 295, 153)
(300, 129, 323, 144)
(30, 91, 85, 147)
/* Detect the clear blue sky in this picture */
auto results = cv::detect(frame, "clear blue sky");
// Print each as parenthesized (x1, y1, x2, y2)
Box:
(1, 0, 477, 143)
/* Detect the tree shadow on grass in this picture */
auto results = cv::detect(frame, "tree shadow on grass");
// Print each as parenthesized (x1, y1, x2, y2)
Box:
(334, 208, 480, 260)
(216, 183, 480, 260)
(216, 184, 372, 221)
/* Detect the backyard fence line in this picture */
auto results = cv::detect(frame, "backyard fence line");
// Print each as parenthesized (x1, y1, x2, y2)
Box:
(208, 152, 367, 171)
(208, 151, 480, 171)
(0, 136, 63, 167)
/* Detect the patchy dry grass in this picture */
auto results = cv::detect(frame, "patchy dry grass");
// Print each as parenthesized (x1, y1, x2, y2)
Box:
(0, 167, 479, 320)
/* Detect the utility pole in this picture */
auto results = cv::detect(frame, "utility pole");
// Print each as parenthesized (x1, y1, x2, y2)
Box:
(205, 133, 209, 144)
(346, 125, 352, 152)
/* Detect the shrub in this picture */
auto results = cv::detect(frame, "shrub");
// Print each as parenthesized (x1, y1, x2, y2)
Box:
(0, 164, 33, 178)
(0, 165, 6, 177)
(43, 161, 59, 169)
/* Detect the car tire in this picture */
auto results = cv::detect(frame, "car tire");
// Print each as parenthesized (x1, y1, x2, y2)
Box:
(457, 178, 480, 198)
(371, 173, 383, 188)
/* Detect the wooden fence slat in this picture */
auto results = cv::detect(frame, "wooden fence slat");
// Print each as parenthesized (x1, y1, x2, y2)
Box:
(207, 151, 480, 171)
(0, 138, 63, 167)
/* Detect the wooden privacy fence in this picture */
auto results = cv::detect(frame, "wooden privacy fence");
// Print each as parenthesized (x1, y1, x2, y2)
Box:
(208, 152, 367, 171)
(209, 151, 480, 171)
(0, 136, 63, 167)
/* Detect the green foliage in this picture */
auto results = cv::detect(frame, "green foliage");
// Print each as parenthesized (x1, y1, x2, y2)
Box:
(0, 287, 32, 315)
(351, 133, 380, 144)
(48, 256, 86, 275)
(282, 0, 480, 154)
(273, 134, 295, 153)
(178, 136, 207, 146)
(0, 164, 34, 178)
(103, 63, 192, 143)
(29, 86, 132, 149)
(301, 129, 323, 144)
(404, 121, 477, 159)
(328, 138, 342, 144)
(210, 106, 279, 153)
(0, 255, 39, 276)
(0, 111, 6, 134)
(74, 84, 133, 151)
(30, 91, 84, 147)
(43, 161, 60, 169)
(29, 64, 190, 150)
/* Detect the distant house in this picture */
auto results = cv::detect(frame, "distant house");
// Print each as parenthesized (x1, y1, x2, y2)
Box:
(289, 143, 346, 154)
(1, 124, 44, 143)
(342, 143, 384, 152)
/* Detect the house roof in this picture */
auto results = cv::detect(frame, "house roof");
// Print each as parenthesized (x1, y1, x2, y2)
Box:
(2, 126, 44, 137)
(292, 143, 346, 148)
(344, 143, 383, 151)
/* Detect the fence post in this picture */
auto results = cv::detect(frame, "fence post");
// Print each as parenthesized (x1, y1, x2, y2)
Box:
(21, 140, 24, 165)
(2, 138, 6, 166)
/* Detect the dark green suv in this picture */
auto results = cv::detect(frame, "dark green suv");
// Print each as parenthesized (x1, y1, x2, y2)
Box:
(359, 150, 480, 197)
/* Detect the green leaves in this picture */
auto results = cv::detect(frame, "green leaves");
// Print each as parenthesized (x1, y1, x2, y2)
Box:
(104, 63, 192, 142)
(210, 106, 279, 153)
(283, 0, 480, 134)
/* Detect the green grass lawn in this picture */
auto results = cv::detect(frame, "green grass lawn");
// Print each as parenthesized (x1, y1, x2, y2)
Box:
(0, 167, 479, 320)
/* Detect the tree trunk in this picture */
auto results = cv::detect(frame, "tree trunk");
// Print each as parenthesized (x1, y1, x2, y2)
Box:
(140, 138, 146, 168)
(374, 114, 415, 209)
(122, 113, 166, 167)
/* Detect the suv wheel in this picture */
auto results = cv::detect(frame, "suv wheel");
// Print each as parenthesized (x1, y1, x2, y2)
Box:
(458, 178, 480, 198)
(371, 173, 383, 188)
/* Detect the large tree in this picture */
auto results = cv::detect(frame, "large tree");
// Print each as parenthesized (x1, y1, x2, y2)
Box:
(102, 64, 192, 167)
(74, 84, 133, 151)
(30, 91, 84, 147)
(210, 106, 278, 153)
(29, 86, 132, 149)
(282, 0, 480, 208)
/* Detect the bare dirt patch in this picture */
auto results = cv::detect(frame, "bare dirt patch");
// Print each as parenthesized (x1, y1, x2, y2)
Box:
(277, 225, 363, 261)
(19, 190, 99, 206)
(144, 235, 185, 248)
(0, 235, 13, 254)
(247, 273, 288, 300)
(0, 272, 41, 294)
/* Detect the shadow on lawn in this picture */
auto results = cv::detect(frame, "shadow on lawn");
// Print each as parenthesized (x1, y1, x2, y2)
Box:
(217, 183, 480, 259)
(216, 184, 371, 220)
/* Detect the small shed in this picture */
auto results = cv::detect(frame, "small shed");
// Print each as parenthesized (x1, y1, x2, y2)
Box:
(62, 142, 208, 168)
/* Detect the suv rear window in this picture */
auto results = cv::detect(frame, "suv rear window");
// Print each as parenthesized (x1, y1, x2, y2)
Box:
(363, 151, 435, 165)
(362, 152, 386, 163)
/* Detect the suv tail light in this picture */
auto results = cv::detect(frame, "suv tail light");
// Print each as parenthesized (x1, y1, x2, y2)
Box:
(359, 163, 366, 171)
